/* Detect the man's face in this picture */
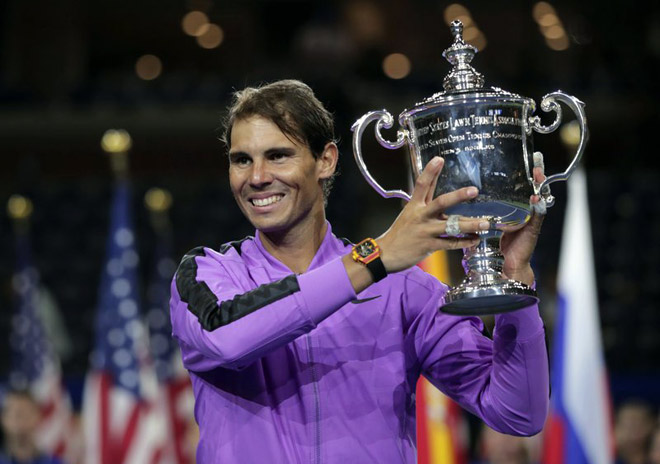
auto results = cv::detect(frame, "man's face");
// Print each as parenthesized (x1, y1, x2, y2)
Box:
(1, 394, 39, 440)
(650, 429, 660, 464)
(615, 404, 654, 452)
(482, 427, 528, 464)
(228, 116, 333, 234)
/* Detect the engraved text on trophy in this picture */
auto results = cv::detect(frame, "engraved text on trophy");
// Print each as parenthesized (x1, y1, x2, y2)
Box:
(410, 104, 534, 223)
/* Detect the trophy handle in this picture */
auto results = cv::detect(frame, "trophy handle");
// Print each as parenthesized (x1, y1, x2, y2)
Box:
(529, 91, 588, 203)
(351, 110, 411, 201)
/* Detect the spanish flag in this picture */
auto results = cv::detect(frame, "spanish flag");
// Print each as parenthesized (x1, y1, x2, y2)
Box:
(416, 251, 468, 464)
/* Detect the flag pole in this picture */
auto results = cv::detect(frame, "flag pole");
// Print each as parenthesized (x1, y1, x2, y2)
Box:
(7, 194, 33, 234)
(101, 128, 132, 178)
(144, 187, 173, 232)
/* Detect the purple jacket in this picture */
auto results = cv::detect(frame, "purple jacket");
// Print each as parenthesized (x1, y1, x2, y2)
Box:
(170, 223, 549, 463)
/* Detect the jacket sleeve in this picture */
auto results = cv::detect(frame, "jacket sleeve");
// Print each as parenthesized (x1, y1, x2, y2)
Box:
(170, 247, 356, 372)
(405, 273, 549, 436)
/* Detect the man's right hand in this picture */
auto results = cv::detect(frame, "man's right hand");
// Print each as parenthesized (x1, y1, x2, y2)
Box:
(377, 156, 490, 274)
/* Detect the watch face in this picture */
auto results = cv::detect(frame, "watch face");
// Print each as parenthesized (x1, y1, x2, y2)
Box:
(356, 241, 375, 258)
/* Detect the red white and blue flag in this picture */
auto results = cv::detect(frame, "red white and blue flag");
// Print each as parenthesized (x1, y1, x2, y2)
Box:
(542, 168, 614, 464)
(82, 180, 166, 464)
(9, 219, 80, 463)
(145, 216, 196, 464)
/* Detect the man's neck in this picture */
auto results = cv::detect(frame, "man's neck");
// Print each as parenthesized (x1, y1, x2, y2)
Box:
(259, 213, 328, 274)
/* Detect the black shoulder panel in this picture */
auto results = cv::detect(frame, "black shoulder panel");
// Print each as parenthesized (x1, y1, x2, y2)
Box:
(218, 236, 253, 256)
(176, 247, 219, 328)
(175, 246, 301, 332)
(203, 274, 300, 330)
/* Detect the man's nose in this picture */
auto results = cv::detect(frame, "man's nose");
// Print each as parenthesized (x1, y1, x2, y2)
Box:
(249, 159, 273, 187)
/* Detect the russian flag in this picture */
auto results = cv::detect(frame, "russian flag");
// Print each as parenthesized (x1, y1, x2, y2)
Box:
(542, 168, 614, 464)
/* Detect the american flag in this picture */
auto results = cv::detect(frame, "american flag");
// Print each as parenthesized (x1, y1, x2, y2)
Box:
(82, 179, 167, 464)
(145, 213, 196, 464)
(9, 221, 80, 463)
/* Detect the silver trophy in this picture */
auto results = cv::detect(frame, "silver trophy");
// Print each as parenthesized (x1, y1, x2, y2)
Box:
(352, 20, 587, 315)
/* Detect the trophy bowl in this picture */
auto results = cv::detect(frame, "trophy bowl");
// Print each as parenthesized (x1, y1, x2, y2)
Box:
(352, 20, 588, 315)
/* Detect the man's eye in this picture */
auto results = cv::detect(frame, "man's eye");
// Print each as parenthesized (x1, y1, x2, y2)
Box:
(270, 152, 288, 161)
(233, 157, 250, 165)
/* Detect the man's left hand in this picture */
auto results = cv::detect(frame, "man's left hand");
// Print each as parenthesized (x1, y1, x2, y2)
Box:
(499, 166, 546, 286)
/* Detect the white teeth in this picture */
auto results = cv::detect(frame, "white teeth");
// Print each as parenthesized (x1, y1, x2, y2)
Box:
(252, 195, 283, 207)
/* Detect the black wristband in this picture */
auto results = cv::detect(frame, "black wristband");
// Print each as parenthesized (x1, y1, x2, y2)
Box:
(366, 257, 387, 282)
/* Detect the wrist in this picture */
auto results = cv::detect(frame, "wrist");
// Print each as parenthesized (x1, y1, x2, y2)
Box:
(342, 254, 373, 294)
(376, 233, 399, 274)
(504, 264, 535, 286)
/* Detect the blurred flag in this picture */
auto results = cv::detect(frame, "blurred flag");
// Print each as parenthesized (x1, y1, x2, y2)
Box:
(82, 180, 167, 464)
(416, 251, 469, 464)
(542, 169, 614, 464)
(9, 219, 80, 463)
(145, 208, 196, 464)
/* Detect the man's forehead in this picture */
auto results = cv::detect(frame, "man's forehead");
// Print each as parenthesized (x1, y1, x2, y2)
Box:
(229, 116, 305, 153)
(2, 392, 37, 410)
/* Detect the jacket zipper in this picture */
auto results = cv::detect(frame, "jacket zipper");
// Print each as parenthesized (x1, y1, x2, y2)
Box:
(306, 335, 321, 464)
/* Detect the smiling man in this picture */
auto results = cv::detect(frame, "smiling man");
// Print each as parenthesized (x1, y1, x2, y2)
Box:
(170, 80, 549, 463)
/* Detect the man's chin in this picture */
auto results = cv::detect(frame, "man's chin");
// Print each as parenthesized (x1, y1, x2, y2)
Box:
(248, 217, 288, 234)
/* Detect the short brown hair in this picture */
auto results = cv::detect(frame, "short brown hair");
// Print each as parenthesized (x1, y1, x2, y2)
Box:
(221, 80, 338, 200)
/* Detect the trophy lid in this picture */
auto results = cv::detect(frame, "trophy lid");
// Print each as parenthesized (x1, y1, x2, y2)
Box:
(401, 19, 530, 117)
(442, 20, 485, 91)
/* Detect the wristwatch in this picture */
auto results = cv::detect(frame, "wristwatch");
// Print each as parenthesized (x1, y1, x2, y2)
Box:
(352, 238, 387, 282)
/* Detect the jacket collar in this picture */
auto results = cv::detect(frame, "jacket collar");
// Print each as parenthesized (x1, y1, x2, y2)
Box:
(253, 221, 343, 274)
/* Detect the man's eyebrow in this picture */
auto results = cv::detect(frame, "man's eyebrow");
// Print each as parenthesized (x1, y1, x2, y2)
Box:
(264, 147, 296, 156)
(228, 150, 249, 160)
(228, 147, 296, 160)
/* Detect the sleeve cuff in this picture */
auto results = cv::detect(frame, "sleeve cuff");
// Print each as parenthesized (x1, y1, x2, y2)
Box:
(493, 284, 544, 341)
(296, 257, 357, 325)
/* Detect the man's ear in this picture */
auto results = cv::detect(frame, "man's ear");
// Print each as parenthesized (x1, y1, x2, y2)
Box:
(317, 142, 339, 180)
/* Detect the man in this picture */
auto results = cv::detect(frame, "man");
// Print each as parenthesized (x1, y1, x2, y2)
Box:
(649, 425, 660, 464)
(615, 400, 656, 464)
(0, 390, 63, 464)
(170, 79, 549, 463)
(478, 424, 538, 464)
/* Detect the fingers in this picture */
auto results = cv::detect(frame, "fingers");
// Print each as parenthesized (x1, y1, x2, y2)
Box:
(513, 201, 545, 236)
(411, 157, 444, 204)
(533, 166, 545, 184)
(427, 186, 479, 217)
(530, 166, 548, 214)
(440, 217, 490, 236)
(425, 161, 441, 204)
(527, 208, 545, 231)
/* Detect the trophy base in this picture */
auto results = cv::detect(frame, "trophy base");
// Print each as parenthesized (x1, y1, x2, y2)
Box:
(441, 279, 538, 315)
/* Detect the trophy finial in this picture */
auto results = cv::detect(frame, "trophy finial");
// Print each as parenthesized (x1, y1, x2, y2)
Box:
(449, 20, 464, 40)
(442, 19, 485, 91)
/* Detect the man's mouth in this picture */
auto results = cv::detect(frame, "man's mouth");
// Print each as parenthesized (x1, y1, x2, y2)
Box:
(249, 194, 284, 207)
